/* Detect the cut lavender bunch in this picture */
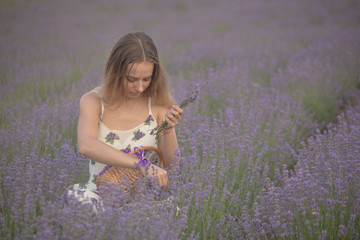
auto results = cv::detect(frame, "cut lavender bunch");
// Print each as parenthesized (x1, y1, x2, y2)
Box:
(150, 83, 201, 140)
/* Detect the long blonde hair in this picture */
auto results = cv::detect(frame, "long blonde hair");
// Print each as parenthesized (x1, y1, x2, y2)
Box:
(102, 32, 174, 109)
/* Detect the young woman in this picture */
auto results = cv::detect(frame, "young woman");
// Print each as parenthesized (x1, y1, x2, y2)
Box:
(66, 32, 183, 210)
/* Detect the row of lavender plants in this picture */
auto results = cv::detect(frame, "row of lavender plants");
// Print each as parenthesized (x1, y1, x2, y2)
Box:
(1, 0, 360, 239)
(245, 104, 360, 239)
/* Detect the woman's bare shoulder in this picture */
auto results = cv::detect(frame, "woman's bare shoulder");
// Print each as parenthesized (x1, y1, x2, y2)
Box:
(80, 90, 100, 103)
(79, 90, 102, 114)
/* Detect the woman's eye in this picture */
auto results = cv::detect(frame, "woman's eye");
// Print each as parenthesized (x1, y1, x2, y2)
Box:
(126, 76, 151, 82)
(144, 77, 152, 82)
(127, 77, 136, 82)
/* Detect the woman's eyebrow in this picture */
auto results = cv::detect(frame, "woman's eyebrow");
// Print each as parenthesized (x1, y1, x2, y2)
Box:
(126, 75, 152, 79)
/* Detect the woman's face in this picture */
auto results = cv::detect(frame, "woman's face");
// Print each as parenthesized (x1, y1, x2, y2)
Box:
(124, 61, 154, 99)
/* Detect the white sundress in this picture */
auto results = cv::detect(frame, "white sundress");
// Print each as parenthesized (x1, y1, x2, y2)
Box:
(66, 89, 159, 212)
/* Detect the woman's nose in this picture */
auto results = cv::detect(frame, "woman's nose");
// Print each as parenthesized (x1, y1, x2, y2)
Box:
(135, 80, 144, 92)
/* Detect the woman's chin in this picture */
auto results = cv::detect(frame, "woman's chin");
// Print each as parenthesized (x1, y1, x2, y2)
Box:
(126, 92, 142, 99)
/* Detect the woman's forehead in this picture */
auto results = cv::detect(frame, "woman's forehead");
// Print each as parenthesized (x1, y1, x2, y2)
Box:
(126, 61, 154, 77)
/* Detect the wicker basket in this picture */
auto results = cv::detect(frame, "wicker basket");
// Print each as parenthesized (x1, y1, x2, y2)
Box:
(96, 146, 164, 196)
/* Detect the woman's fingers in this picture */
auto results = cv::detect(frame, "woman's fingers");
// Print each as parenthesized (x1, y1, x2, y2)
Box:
(159, 176, 169, 191)
(172, 105, 183, 116)
(158, 169, 168, 188)
(170, 106, 183, 118)
(169, 110, 181, 121)
(143, 164, 169, 190)
(165, 105, 183, 127)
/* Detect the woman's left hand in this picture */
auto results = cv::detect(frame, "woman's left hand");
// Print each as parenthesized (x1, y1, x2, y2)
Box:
(164, 105, 183, 130)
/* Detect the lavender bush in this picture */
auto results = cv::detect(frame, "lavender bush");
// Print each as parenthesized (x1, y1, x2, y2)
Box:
(1, 0, 360, 239)
(244, 104, 360, 239)
(271, 28, 360, 128)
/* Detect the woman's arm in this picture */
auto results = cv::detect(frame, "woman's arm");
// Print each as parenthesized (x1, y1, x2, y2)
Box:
(77, 91, 139, 168)
(158, 128, 180, 170)
(157, 105, 183, 170)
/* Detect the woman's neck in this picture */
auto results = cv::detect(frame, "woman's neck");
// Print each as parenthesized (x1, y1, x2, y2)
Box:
(123, 94, 147, 107)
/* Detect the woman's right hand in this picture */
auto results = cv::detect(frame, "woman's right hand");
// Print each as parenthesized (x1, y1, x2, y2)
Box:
(138, 163, 169, 191)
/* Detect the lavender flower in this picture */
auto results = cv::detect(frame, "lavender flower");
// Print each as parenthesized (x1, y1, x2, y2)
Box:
(150, 83, 201, 140)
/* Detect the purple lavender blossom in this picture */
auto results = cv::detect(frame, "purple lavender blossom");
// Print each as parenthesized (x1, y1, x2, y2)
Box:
(178, 83, 201, 109)
(150, 83, 202, 140)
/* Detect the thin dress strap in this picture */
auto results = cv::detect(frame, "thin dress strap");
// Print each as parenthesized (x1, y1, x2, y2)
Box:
(148, 96, 152, 115)
(93, 89, 104, 119)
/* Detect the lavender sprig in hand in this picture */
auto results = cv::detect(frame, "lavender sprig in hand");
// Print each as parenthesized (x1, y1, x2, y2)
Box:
(150, 84, 201, 140)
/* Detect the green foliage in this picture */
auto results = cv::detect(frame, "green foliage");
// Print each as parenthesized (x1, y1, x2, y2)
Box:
(181, 57, 222, 79)
(0, 0, 41, 8)
(197, 94, 226, 117)
(212, 23, 230, 33)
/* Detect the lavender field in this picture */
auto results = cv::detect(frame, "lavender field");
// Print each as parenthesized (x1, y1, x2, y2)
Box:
(1, 0, 360, 239)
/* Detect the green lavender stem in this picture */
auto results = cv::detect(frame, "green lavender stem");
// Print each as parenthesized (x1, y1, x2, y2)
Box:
(150, 84, 201, 140)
